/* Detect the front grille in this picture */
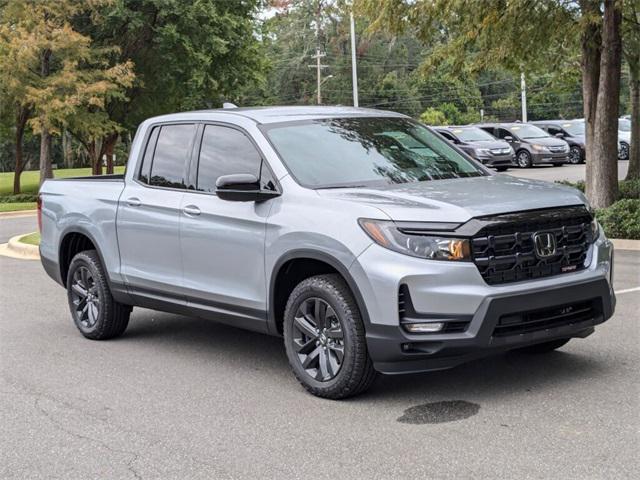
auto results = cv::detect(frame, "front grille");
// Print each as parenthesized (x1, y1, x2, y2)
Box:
(471, 207, 593, 285)
(493, 300, 599, 337)
(548, 145, 568, 153)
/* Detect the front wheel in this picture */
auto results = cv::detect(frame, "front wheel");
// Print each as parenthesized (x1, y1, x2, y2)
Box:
(568, 146, 582, 164)
(516, 150, 532, 168)
(283, 274, 376, 399)
(618, 142, 629, 160)
(66, 250, 131, 340)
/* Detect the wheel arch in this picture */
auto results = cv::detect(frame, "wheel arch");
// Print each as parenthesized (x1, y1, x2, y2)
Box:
(268, 250, 371, 336)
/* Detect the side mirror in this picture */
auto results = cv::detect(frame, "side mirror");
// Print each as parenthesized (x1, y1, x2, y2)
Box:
(504, 135, 514, 142)
(215, 173, 280, 202)
(554, 132, 565, 138)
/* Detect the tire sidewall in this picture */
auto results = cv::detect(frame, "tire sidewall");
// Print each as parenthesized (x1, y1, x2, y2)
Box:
(66, 252, 108, 337)
(283, 281, 358, 392)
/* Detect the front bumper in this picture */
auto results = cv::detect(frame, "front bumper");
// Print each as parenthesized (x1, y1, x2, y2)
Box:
(531, 151, 568, 164)
(476, 153, 515, 167)
(350, 236, 615, 374)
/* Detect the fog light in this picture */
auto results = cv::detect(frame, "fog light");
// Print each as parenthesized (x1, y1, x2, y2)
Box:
(403, 322, 444, 333)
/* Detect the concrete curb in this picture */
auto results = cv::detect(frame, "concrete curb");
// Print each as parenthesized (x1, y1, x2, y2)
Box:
(0, 209, 37, 218)
(611, 239, 640, 251)
(0, 233, 40, 260)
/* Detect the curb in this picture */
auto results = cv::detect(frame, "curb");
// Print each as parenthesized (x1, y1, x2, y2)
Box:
(611, 239, 640, 251)
(0, 209, 37, 218)
(0, 233, 40, 260)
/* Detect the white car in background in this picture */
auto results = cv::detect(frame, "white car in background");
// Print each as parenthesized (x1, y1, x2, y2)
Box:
(618, 118, 631, 160)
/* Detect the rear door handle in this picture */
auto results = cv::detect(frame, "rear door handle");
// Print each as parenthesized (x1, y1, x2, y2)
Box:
(126, 197, 141, 207)
(183, 205, 201, 216)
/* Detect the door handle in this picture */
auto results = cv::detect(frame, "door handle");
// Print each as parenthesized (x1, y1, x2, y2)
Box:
(183, 205, 201, 216)
(126, 197, 141, 207)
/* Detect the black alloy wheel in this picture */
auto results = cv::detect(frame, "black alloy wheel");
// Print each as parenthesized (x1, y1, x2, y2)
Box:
(292, 297, 344, 381)
(70, 266, 101, 330)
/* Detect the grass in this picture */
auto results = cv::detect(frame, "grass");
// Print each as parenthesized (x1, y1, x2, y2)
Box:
(0, 202, 37, 212)
(19, 232, 40, 246)
(0, 166, 125, 196)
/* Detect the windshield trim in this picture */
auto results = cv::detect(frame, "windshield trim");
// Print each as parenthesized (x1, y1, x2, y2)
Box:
(259, 117, 490, 190)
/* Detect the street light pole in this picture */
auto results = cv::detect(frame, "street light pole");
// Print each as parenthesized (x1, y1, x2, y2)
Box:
(521, 71, 527, 122)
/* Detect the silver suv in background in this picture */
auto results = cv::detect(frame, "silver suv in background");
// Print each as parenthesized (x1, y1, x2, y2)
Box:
(434, 125, 515, 171)
(39, 106, 615, 399)
(478, 122, 569, 167)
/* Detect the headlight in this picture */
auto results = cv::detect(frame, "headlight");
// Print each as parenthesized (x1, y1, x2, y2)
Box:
(475, 148, 491, 157)
(359, 219, 471, 261)
(531, 144, 548, 152)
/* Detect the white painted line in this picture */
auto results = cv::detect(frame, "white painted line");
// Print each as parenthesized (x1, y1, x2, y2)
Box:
(615, 287, 640, 295)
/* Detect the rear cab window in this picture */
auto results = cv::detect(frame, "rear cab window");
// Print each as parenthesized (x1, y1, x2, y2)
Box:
(138, 123, 197, 189)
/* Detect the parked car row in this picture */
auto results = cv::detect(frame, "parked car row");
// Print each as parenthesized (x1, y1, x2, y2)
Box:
(433, 117, 631, 171)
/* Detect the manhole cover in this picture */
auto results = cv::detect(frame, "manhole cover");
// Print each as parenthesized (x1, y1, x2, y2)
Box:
(397, 400, 480, 424)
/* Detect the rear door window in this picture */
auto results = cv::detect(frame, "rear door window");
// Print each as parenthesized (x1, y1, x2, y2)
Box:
(147, 124, 196, 189)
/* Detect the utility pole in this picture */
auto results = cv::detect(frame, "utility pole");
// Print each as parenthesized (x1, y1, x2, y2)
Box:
(350, 11, 359, 107)
(309, 50, 328, 104)
(308, 0, 328, 105)
(520, 71, 527, 122)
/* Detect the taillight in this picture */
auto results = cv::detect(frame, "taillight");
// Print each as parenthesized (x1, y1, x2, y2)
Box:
(37, 194, 42, 232)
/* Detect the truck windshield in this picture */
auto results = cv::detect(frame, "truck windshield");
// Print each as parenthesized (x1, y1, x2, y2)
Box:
(263, 117, 486, 189)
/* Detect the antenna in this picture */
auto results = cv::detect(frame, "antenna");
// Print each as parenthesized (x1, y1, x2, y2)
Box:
(222, 102, 238, 109)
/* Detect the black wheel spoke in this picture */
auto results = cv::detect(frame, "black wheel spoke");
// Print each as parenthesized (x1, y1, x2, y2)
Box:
(292, 296, 345, 383)
(294, 315, 317, 339)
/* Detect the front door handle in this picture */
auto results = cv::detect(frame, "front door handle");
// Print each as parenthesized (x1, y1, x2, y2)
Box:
(183, 205, 201, 216)
(126, 197, 141, 207)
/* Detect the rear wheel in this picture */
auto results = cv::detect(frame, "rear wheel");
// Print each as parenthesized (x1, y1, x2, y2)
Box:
(516, 150, 532, 168)
(618, 142, 629, 160)
(515, 338, 570, 353)
(66, 250, 131, 340)
(283, 274, 376, 399)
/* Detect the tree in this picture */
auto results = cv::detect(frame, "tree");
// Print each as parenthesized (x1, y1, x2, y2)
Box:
(356, 0, 624, 208)
(82, 0, 266, 155)
(623, 0, 640, 180)
(1, 0, 134, 185)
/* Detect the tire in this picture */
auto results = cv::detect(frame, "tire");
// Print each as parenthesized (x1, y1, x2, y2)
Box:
(66, 250, 131, 340)
(495, 166, 509, 172)
(283, 274, 376, 399)
(516, 150, 532, 168)
(618, 142, 629, 160)
(515, 338, 570, 354)
(568, 146, 582, 164)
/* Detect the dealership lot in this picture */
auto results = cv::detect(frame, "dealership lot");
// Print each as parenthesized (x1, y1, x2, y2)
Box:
(1, 169, 638, 479)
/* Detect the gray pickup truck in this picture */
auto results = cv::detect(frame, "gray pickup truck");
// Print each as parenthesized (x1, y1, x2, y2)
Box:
(39, 106, 616, 399)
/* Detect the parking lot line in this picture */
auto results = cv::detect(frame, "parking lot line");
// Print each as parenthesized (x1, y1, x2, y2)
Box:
(615, 286, 640, 295)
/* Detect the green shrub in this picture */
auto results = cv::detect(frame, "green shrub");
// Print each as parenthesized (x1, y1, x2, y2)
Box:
(555, 179, 639, 200)
(0, 193, 38, 203)
(595, 199, 640, 239)
(618, 179, 640, 200)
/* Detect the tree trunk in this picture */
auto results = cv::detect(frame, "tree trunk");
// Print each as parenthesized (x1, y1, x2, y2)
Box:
(38, 49, 53, 187)
(625, 59, 640, 181)
(580, 0, 602, 199)
(90, 140, 103, 175)
(13, 105, 30, 194)
(587, 0, 622, 209)
(62, 129, 74, 169)
(103, 133, 118, 174)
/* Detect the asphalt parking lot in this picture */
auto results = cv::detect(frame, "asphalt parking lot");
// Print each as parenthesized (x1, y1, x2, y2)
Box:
(1, 165, 638, 479)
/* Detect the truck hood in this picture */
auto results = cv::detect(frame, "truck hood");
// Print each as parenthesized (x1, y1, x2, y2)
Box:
(317, 175, 587, 223)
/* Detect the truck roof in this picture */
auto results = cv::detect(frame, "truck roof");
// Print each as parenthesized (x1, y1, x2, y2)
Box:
(145, 105, 406, 125)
